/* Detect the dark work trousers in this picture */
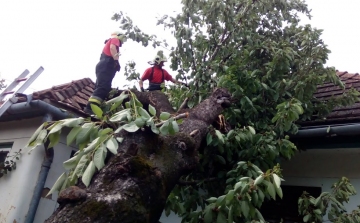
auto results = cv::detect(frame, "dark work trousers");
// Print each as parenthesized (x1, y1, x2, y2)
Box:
(147, 83, 163, 91)
(92, 53, 120, 101)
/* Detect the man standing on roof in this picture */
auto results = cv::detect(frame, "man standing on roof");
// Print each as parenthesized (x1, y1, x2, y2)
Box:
(84, 31, 126, 114)
(139, 53, 187, 92)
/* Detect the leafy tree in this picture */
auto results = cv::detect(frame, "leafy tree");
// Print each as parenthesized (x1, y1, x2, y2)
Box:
(25, 0, 360, 222)
(115, 0, 360, 222)
(299, 177, 360, 223)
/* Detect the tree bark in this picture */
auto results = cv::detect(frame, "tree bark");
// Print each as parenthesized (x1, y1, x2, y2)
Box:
(44, 88, 231, 223)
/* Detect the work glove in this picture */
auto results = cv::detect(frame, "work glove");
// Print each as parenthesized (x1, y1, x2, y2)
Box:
(141, 87, 145, 92)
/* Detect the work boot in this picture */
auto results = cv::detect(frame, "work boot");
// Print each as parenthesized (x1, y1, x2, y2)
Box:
(83, 103, 94, 115)
(84, 97, 102, 115)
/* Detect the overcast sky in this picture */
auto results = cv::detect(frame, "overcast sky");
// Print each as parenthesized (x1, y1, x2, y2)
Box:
(0, 0, 359, 93)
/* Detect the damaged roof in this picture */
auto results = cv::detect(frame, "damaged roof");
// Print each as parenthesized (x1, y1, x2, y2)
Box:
(3, 71, 360, 124)
(18, 77, 95, 116)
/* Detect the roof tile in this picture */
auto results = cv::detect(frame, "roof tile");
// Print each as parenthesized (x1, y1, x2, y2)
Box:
(84, 86, 94, 93)
(21, 71, 360, 124)
(27, 78, 95, 114)
(310, 71, 360, 124)
(81, 88, 92, 97)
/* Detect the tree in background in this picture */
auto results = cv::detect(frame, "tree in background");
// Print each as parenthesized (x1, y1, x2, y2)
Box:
(28, 0, 360, 222)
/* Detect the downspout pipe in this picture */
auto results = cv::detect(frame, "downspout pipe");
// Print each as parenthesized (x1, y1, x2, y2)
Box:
(292, 123, 360, 138)
(6, 100, 73, 120)
(24, 114, 54, 223)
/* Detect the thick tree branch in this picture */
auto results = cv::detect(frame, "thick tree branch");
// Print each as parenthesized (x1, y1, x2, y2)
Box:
(155, 112, 189, 127)
(177, 97, 189, 113)
(45, 88, 231, 223)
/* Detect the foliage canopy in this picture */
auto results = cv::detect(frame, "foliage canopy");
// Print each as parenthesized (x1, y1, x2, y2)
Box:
(112, 0, 360, 222)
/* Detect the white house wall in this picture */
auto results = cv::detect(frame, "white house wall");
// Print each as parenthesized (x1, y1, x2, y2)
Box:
(0, 117, 43, 223)
(281, 148, 360, 212)
(0, 118, 76, 223)
(33, 127, 76, 223)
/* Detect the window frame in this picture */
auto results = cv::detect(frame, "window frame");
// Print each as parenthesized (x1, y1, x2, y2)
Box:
(0, 142, 13, 163)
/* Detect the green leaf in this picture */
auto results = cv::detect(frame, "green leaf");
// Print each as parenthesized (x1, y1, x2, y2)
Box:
(48, 131, 60, 148)
(275, 186, 283, 199)
(216, 155, 226, 164)
(63, 156, 78, 170)
(82, 161, 96, 187)
(206, 133, 213, 145)
(49, 122, 63, 135)
(83, 137, 100, 154)
(159, 120, 170, 135)
(171, 120, 179, 133)
(254, 175, 264, 186)
(76, 123, 95, 145)
(227, 130, 235, 138)
(122, 122, 140, 132)
(266, 181, 276, 200)
(228, 205, 233, 223)
(215, 130, 224, 143)
(216, 195, 226, 206)
(241, 201, 250, 218)
(258, 189, 265, 202)
(272, 173, 281, 188)
(90, 104, 103, 119)
(206, 197, 217, 203)
(168, 120, 175, 135)
(74, 155, 89, 177)
(105, 91, 128, 105)
(160, 112, 171, 120)
(148, 104, 156, 116)
(248, 126, 256, 135)
(226, 190, 235, 202)
(28, 129, 47, 152)
(62, 117, 84, 127)
(150, 122, 160, 134)
(110, 101, 123, 111)
(303, 214, 311, 222)
(106, 137, 118, 155)
(134, 117, 146, 127)
(60, 174, 69, 191)
(216, 212, 226, 223)
(234, 181, 243, 191)
(109, 109, 131, 122)
(27, 123, 45, 145)
(138, 107, 150, 119)
(314, 196, 322, 207)
(67, 126, 82, 146)
(116, 137, 123, 143)
(204, 206, 213, 223)
(47, 172, 67, 196)
(255, 208, 265, 222)
(94, 145, 106, 170)
(99, 128, 113, 136)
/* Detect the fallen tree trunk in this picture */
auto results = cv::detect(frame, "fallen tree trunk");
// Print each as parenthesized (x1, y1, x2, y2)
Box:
(45, 88, 231, 223)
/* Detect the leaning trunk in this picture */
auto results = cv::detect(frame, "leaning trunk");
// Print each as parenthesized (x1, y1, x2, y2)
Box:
(45, 89, 231, 223)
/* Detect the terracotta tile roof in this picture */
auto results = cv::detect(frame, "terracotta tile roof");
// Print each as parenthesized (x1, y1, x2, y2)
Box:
(309, 71, 360, 124)
(30, 77, 95, 115)
(5, 71, 360, 124)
